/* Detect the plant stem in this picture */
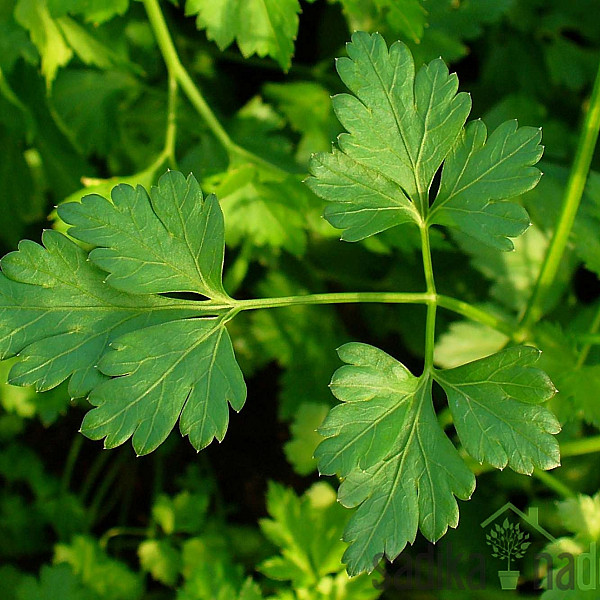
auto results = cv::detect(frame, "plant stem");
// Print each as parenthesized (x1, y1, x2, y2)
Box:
(576, 303, 600, 368)
(190, 291, 513, 335)
(99, 527, 149, 550)
(142, 0, 285, 175)
(142, 0, 233, 149)
(164, 72, 178, 169)
(420, 224, 437, 372)
(560, 435, 600, 457)
(235, 292, 435, 310)
(532, 469, 575, 499)
(575, 333, 600, 345)
(436, 296, 515, 337)
(520, 60, 600, 333)
(61, 434, 83, 494)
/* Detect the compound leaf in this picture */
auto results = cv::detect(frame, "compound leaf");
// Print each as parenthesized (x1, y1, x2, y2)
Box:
(306, 31, 471, 240)
(318, 342, 560, 575)
(58, 171, 229, 300)
(429, 119, 543, 250)
(307, 33, 543, 249)
(186, 0, 301, 71)
(0, 171, 246, 455)
(316, 343, 475, 575)
(435, 346, 560, 474)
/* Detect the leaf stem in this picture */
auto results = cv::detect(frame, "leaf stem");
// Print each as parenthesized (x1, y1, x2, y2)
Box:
(520, 59, 600, 333)
(164, 72, 178, 169)
(190, 291, 513, 335)
(436, 296, 515, 337)
(576, 302, 600, 368)
(532, 469, 575, 499)
(235, 292, 435, 310)
(142, 0, 286, 175)
(560, 435, 600, 458)
(420, 224, 437, 372)
(60, 433, 83, 494)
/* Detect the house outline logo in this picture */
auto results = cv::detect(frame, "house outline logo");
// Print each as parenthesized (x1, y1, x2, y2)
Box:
(481, 503, 556, 590)
(480, 502, 556, 543)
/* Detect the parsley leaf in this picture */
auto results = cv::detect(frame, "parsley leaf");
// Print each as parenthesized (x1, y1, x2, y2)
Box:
(306, 31, 471, 240)
(307, 32, 544, 249)
(0, 171, 245, 455)
(316, 343, 559, 574)
(58, 171, 229, 300)
(316, 343, 475, 575)
(435, 346, 561, 474)
(258, 481, 381, 596)
(82, 317, 245, 454)
(186, 0, 301, 71)
(429, 120, 543, 250)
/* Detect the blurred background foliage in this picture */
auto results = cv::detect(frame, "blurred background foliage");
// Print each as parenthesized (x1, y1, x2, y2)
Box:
(1, 0, 600, 597)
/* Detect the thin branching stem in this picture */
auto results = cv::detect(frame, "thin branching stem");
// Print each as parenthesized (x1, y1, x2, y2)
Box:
(520, 59, 600, 334)
(142, 0, 286, 175)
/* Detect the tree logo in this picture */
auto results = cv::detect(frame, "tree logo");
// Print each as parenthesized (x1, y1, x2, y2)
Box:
(485, 517, 531, 589)
(481, 502, 556, 591)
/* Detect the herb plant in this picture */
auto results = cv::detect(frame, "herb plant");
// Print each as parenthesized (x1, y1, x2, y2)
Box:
(1, 0, 600, 597)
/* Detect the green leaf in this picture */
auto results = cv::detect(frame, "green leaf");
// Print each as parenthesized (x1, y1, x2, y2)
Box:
(138, 539, 182, 587)
(54, 535, 143, 600)
(82, 311, 245, 455)
(258, 481, 381, 595)
(14, 0, 73, 88)
(152, 491, 210, 535)
(335, 0, 428, 43)
(283, 402, 330, 476)
(185, 0, 301, 71)
(435, 346, 560, 474)
(316, 343, 475, 575)
(536, 322, 600, 428)
(58, 171, 229, 299)
(306, 31, 471, 240)
(47, 0, 129, 24)
(429, 119, 543, 250)
(0, 171, 246, 455)
(317, 342, 559, 575)
(434, 320, 509, 368)
(16, 564, 88, 600)
(55, 16, 135, 71)
(214, 165, 309, 257)
(451, 225, 563, 313)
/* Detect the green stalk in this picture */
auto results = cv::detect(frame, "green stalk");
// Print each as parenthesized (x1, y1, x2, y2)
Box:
(164, 72, 178, 169)
(142, 0, 285, 175)
(420, 224, 437, 372)
(436, 295, 515, 337)
(235, 291, 434, 310)
(532, 469, 575, 499)
(520, 60, 600, 333)
(576, 303, 600, 368)
(560, 435, 600, 458)
(174, 291, 514, 336)
(60, 434, 83, 494)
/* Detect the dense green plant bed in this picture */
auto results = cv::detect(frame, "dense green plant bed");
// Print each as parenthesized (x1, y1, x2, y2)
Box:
(1, 0, 600, 597)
